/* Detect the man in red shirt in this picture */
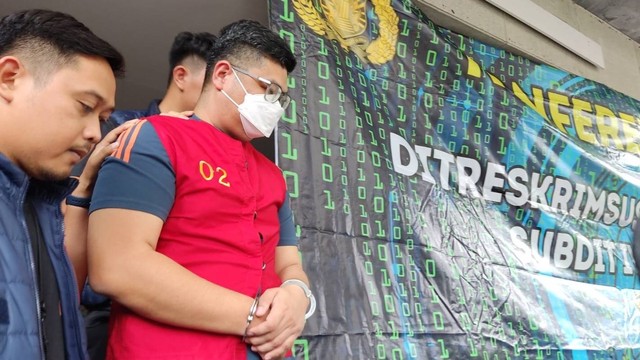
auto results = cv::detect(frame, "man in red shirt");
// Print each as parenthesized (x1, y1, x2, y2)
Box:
(77, 30, 217, 360)
(88, 19, 313, 360)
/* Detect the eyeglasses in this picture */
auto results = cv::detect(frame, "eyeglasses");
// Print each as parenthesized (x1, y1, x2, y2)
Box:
(232, 66, 291, 110)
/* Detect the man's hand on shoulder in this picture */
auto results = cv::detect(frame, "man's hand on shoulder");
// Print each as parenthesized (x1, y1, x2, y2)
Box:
(160, 110, 194, 119)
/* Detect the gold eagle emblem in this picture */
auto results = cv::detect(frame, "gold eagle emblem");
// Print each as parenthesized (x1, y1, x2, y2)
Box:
(293, 0, 399, 65)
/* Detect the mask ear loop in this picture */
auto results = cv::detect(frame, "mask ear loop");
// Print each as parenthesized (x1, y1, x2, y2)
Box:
(220, 89, 241, 107)
(231, 68, 250, 95)
(220, 68, 248, 107)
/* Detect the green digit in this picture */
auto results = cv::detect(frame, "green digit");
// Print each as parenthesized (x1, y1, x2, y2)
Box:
(317, 61, 329, 79)
(380, 269, 391, 287)
(426, 50, 437, 66)
(426, 259, 436, 277)
(400, 18, 410, 36)
(378, 244, 388, 261)
(281, 133, 298, 160)
(438, 338, 449, 358)
(319, 111, 331, 130)
(397, 83, 407, 100)
(321, 163, 333, 182)
(391, 348, 404, 360)
(318, 86, 330, 105)
(371, 299, 380, 316)
(283, 170, 298, 198)
(374, 197, 385, 214)
(434, 312, 445, 330)
(318, 38, 328, 55)
(292, 339, 309, 360)
(323, 190, 334, 210)
(384, 295, 395, 313)
(320, 137, 331, 156)
(360, 222, 370, 236)
(281, 100, 296, 123)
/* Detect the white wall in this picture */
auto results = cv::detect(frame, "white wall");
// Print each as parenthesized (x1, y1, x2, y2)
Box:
(416, 0, 640, 100)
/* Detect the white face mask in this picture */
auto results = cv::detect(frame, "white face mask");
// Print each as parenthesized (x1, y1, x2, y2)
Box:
(221, 69, 284, 139)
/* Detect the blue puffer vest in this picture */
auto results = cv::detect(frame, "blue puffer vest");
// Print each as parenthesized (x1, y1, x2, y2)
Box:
(0, 154, 87, 359)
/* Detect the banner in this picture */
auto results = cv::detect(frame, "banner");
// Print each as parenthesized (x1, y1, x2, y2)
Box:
(270, 1, 640, 358)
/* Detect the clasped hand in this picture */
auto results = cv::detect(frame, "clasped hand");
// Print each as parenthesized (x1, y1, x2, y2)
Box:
(243, 285, 309, 360)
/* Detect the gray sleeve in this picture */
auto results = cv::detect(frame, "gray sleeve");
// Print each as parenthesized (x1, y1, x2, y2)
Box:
(90, 121, 175, 221)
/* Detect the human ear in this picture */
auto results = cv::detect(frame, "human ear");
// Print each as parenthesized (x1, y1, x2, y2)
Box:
(210, 61, 233, 91)
(0, 56, 23, 103)
(172, 65, 188, 91)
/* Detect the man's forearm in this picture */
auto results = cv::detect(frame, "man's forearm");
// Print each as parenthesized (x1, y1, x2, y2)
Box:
(88, 208, 258, 336)
(63, 202, 89, 293)
(90, 248, 256, 335)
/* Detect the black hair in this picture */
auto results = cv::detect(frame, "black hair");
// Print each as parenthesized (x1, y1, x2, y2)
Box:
(204, 19, 296, 89)
(167, 31, 217, 84)
(0, 9, 124, 78)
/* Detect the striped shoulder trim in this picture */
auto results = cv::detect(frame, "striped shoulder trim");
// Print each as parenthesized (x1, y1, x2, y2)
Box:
(112, 119, 147, 163)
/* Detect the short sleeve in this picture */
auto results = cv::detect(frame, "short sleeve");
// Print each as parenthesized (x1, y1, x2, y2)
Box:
(89, 120, 175, 221)
(277, 193, 297, 246)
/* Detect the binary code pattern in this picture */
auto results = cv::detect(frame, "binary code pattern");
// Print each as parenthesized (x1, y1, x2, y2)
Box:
(274, 1, 640, 359)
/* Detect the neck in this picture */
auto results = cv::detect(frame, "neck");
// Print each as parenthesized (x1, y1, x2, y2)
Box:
(194, 98, 225, 132)
(158, 87, 187, 113)
(194, 95, 246, 141)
